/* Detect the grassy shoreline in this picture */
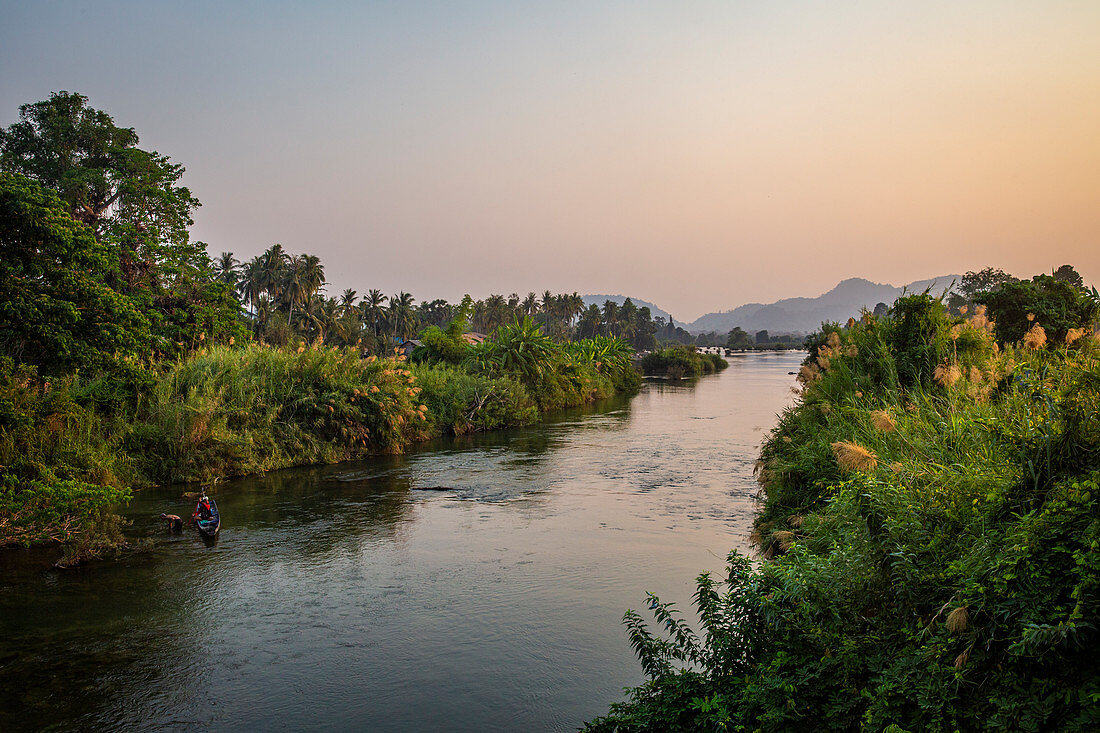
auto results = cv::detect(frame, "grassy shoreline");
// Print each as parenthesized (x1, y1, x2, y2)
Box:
(1, 341, 641, 563)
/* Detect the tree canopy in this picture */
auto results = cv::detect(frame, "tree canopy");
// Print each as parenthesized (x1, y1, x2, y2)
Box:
(0, 172, 148, 374)
(0, 91, 202, 290)
(976, 274, 1098, 345)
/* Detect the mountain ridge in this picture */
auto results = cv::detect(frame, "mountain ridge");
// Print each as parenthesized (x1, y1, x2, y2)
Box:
(580, 294, 673, 324)
(685, 275, 961, 334)
(583, 275, 962, 336)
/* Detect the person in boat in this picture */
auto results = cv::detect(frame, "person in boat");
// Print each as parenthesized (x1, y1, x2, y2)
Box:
(193, 496, 214, 523)
(160, 513, 183, 533)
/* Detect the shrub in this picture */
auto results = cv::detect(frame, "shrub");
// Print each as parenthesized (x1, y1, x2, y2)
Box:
(976, 274, 1099, 346)
(639, 346, 726, 379)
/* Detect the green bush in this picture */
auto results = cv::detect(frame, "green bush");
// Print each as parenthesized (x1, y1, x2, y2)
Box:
(0, 357, 131, 552)
(976, 274, 1099, 346)
(639, 346, 726, 379)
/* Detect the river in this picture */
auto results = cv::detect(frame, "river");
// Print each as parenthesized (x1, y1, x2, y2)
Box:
(0, 352, 801, 732)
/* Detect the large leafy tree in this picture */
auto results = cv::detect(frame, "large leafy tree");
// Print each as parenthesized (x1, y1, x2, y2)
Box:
(1, 92, 245, 356)
(0, 91, 201, 288)
(0, 173, 148, 374)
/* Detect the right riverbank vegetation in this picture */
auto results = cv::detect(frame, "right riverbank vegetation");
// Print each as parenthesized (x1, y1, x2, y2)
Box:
(0, 92, 666, 563)
(588, 268, 1100, 731)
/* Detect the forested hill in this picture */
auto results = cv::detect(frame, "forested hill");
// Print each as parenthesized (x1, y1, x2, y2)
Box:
(581, 295, 673, 324)
(686, 275, 961, 334)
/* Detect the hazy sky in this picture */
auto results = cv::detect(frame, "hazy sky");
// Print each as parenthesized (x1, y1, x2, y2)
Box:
(2, 1, 1098, 321)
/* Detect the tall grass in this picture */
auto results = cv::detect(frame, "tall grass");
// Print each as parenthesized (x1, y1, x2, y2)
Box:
(2, 339, 641, 556)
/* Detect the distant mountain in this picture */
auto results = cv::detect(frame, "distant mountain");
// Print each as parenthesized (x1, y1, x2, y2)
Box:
(581, 294, 673, 323)
(686, 275, 961, 335)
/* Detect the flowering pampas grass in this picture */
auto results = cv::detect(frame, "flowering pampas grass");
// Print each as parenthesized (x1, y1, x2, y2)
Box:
(1022, 323, 1047, 350)
(934, 362, 962, 387)
(870, 410, 896, 432)
(831, 441, 878, 472)
(797, 364, 821, 385)
(1065, 327, 1087, 345)
(946, 606, 969, 633)
(773, 530, 796, 552)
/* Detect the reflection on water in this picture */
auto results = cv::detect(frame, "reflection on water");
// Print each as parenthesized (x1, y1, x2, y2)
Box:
(0, 352, 802, 732)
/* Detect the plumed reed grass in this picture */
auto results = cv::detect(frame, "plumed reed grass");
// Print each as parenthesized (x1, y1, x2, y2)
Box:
(1064, 327, 1087, 345)
(831, 441, 878, 472)
(870, 410, 896, 432)
(1022, 323, 1047, 350)
(946, 606, 969, 633)
(797, 364, 821, 385)
(772, 530, 796, 552)
(933, 362, 962, 387)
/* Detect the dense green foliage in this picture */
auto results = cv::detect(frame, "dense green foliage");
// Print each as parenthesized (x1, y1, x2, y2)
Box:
(0, 174, 148, 374)
(976, 273, 1099, 345)
(1, 93, 245, 362)
(639, 346, 728, 380)
(590, 294, 1100, 731)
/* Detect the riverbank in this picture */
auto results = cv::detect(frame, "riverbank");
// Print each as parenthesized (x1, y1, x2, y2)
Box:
(588, 295, 1100, 731)
(1, 338, 641, 563)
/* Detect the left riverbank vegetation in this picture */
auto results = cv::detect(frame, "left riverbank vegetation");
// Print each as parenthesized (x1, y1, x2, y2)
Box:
(0, 91, 640, 562)
(587, 267, 1100, 731)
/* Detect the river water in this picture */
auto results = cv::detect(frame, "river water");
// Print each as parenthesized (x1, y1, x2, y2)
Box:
(0, 352, 801, 732)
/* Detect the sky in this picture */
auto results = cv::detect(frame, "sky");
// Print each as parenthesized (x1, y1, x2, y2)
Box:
(2, 1, 1098, 322)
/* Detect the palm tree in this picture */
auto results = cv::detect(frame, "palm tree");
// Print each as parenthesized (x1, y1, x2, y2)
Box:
(281, 255, 309, 326)
(539, 290, 555, 335)
(339, 288, 358, 314)
(360, 289, 387, 348)
(602, 300, 619, 337)
(237, 256, 265, 328)
(255, 295, 274, 333)
(522, 292, 538, 317)
(568, 292, 584, 336)
(417, 298, 451, 327)
(259, 244, 288, 303)
(215, 252, 239, 287)
(301, 254, 325, 301)
(472, 299, 488, 332)
(618, 299, 639, 341)
(485, 293, 508, 333)
(578, 304, 602, 339)
(389, 291, 417, 343)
